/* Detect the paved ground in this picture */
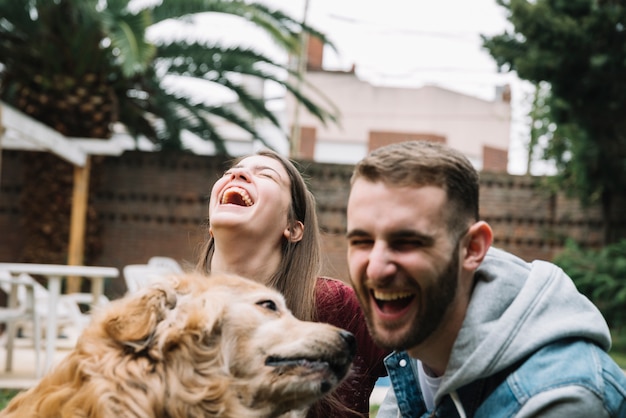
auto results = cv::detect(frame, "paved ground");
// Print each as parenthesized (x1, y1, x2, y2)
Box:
(0, 337, 73, 389)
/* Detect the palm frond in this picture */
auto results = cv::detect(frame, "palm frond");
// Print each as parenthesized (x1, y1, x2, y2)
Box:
(0, 0, 339, 153)
(100, 2, 155, 77)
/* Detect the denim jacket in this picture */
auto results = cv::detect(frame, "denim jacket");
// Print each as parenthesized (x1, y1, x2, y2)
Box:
(379, 341, 626, 417)
(376, 248, 626, 418)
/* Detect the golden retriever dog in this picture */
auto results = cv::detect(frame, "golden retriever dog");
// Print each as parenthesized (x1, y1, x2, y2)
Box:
(0, 273, 355, 418)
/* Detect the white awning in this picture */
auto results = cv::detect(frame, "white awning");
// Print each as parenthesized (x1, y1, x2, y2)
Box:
(0, 101, 129, 167)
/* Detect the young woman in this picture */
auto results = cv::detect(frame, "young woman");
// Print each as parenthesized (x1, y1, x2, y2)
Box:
(196, 149, 388, 417)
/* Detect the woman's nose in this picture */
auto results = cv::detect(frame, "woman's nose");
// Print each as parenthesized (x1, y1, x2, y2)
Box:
(229, 167, 251, 182)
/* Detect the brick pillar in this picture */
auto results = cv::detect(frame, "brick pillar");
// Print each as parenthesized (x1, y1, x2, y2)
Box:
(368, 131, 446, 152)
(307, 36, 324, 71)
(483, 145, 508, 172)
(298, 126, 317, 160)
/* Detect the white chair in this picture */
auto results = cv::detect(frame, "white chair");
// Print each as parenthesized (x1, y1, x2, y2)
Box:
(0, 270, 42, 377)
(0, 273, 108, 342)
(123, 264, 180, 295)
(147, 256, 184, 273)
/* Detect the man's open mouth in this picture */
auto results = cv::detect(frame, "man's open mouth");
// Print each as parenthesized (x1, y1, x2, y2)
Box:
(372, 290, 415, 314)
(220, 186, 253, 206)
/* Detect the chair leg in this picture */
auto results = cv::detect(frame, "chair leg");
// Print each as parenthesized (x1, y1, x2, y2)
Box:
(5, 320, 16, 373)
(33, 314, 41, 378)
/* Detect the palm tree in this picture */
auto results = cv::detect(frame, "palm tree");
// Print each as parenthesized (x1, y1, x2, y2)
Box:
(0, 0, 336, 150)
(0, 0, 337, 265)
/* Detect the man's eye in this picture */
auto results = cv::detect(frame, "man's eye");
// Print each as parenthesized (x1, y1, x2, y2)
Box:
(393, 240, 424, 250)
(349, 238, 373, 247)
(257, 300, 278, 311)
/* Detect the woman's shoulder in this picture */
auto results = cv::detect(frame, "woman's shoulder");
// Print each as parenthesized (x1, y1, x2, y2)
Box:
(316, 276, 354, 297)
(315, 276, 360, 317)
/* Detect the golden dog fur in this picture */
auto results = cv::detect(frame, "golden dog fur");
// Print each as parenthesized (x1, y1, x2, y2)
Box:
(0, 273, 355, 418)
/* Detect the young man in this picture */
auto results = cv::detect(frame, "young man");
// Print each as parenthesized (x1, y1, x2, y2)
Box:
(346, 140, 626, 417)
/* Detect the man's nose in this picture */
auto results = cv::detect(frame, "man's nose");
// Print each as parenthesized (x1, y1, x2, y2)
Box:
(366, 241, 397, 281)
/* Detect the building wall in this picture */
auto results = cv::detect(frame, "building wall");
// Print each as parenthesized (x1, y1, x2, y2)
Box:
(1, 150, 621, 298)
(285, 71, 511, 171)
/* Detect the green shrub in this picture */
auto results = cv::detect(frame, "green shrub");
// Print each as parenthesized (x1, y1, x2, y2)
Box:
(553, 239, 626, 329)
(0, 389, 21, 410)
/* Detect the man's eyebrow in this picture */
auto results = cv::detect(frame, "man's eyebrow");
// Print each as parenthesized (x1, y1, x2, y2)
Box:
(346, 229, 435, 245)
(389, 230, 435, 245)
(346, 229, 369, 239)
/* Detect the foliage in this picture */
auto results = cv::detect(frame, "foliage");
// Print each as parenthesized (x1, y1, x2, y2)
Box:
(610, 329, 626, 368)
(0, 0, 337, 152)
(553, 239, 626, 329)
(482, 0, 626, 243)
(0, 389, 21, 410)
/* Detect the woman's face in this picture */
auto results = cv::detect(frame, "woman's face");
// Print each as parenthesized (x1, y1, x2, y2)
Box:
(209, 155, 296, 243)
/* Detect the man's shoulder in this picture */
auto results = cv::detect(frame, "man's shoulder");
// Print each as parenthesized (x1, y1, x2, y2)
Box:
(481, 339, 626, 417)
(515, 339, 623, 389)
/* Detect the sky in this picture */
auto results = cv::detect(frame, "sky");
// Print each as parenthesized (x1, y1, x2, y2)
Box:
(152, 0, 541, 174)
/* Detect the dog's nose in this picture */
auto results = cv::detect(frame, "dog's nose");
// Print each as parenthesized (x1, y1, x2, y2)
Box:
(339, 330, 357, 357)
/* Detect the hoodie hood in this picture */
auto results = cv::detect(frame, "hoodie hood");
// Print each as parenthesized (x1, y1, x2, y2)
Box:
(436, 247, 611, 403)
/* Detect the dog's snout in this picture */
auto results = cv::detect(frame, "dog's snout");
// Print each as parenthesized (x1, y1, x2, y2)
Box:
(339, 330, 356, 358)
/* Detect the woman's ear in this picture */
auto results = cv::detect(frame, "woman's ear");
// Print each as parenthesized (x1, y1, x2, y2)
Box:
(462, 221, 493, 271)
(283, 220, 304, 243)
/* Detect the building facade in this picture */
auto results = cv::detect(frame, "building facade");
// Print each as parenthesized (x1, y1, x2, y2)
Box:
(284, 37, 512, 171)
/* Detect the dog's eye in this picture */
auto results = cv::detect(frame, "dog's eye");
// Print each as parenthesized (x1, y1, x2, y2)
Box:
(257, 300, 278, 312)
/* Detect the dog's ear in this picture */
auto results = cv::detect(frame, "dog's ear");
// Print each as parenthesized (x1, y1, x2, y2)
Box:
(104, 284, 177, 351)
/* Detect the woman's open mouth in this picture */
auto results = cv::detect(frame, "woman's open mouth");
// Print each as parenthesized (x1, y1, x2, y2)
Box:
(220, 186, 253, 206)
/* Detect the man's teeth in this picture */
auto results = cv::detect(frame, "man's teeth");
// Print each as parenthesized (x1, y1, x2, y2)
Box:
(221, 187, 253, 206)
(373, 290, 413, 301)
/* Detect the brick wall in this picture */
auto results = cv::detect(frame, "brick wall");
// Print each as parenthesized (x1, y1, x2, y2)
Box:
(1, 150, 623, 297)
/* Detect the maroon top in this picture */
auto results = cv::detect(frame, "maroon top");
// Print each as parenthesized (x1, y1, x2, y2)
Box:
(312, 277, 389, 417)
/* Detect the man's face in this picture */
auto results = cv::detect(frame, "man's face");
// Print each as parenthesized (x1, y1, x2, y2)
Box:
(346, 179, 462, 352)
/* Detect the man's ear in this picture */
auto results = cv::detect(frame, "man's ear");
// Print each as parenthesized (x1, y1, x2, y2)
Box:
(283, 220, 304, 243)
(462, 221, 493, 271)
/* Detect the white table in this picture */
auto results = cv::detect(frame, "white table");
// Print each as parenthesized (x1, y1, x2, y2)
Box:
(0, 263, 119, 372)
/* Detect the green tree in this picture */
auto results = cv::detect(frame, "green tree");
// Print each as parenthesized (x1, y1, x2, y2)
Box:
(482, 0, 626, 244)
(0, 0, 337, 264)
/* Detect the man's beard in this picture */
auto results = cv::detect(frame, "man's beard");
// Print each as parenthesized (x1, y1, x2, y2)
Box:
(370, 244, 460, 351)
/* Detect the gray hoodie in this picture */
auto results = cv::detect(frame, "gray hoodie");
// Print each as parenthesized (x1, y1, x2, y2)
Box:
(377, 247, 623, 417)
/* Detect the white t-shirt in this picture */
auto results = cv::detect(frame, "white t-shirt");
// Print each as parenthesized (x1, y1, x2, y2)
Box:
(417, 360, 443, 410)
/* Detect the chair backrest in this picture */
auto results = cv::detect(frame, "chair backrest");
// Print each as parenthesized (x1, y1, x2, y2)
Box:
(0, 272, 39, 323)
(0, 272, 76, 317)
(0, 269, 42, 377)
(147, 256, 184, 273)
(123, 264, 178, 295)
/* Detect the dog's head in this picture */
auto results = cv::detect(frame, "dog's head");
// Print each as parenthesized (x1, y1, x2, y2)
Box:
(79, 273, 355, 418)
